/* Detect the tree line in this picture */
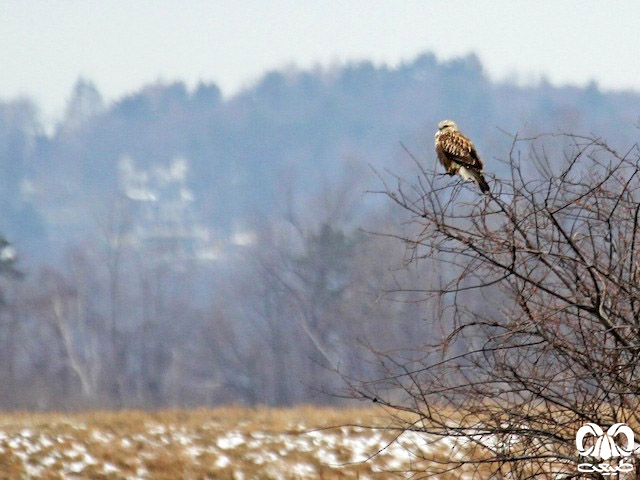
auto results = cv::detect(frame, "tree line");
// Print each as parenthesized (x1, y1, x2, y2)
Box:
(0, 52, 639, 412)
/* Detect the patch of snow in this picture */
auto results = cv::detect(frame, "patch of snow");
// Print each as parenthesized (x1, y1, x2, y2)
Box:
(63, 445, 83, 458)
(288, 437, 313, 453)
(171, 431, 194, 445)
(201, 421, 221, 429)
(39, 435, 54, 448)
(135, 465, 149, 478)
(147, 424, 167, 435)
(217, 431, 244, 449)
(185, 445, 203, 458)
(313, 448, 342, 467)
(66, 461, 87, 473)
(91, 430, 115, 443)
(7, 438, 21, 449)
(291, 463, 316, 477)
(245, 450, 278, 465)
(131, 433, 152, 443)
(103, 462, 120, 474)
(41, 454, 59, 467)
(233, 470, 245, 480)
(24, 439, 42, 455)
(264, 467, 285, 480)
(247, 439, 264, 449)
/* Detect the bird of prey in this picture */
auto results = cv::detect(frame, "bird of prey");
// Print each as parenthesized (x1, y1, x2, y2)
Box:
(434, 120, 489, 193)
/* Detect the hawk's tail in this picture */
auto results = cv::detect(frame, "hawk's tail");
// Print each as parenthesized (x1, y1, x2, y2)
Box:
(475, 173, 490, 194)
(460, 166, 490, 194)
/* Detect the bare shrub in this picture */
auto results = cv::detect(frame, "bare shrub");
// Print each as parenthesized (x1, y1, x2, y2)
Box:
(344, 133, 640, 478)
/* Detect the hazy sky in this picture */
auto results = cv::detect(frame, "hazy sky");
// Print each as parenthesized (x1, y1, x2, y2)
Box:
(2, 0, 639, 123)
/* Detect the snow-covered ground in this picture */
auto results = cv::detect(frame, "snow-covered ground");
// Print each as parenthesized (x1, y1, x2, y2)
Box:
(0, 409, 468, 479)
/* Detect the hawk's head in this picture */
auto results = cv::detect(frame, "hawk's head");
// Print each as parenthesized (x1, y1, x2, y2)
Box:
(437, 119, 458, 131)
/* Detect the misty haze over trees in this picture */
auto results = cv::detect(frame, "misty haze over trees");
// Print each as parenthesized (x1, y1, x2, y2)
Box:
(0, 52, 639, 409)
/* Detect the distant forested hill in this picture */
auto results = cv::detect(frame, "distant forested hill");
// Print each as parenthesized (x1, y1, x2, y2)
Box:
(1, 53, 640, 409)
(3, 52, 639, 256)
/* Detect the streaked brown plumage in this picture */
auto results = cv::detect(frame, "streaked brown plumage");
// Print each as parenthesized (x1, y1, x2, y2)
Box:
(434, 120, 489, 193)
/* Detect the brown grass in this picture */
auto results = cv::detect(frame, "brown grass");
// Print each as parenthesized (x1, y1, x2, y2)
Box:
(0, 406, 490, 479)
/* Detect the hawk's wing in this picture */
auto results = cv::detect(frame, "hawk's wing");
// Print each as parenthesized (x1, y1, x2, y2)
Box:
(435, 143, 455, 174)
(438, 130, 484, 171)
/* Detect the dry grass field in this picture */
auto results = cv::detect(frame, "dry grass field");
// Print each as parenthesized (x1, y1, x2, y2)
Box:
(0, 406, 482, 479)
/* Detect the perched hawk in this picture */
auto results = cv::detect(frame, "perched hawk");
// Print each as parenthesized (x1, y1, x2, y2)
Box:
(435, 120, 489, 194)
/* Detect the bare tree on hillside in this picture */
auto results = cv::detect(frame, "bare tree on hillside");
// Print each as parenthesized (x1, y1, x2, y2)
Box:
(344, 132, 640, 479)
